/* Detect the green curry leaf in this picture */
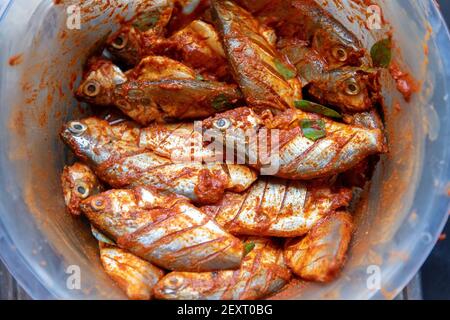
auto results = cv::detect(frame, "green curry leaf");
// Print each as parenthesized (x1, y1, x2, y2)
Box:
(212, 94, 233, 111)
(370, 38, 392, 68)
(274, 59, 297, 80)
(294, 100, 342, 119)
(244, 242, 256, 256)
(132, 12, 160, 31)
(300, 119, 326, 141)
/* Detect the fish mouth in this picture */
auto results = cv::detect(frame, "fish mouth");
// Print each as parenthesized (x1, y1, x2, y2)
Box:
(59, 124, 74, 146)
(59, 122, 90, 153)
(74, 84, 86, 99)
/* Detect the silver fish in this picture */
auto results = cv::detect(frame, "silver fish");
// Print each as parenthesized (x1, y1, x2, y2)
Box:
(202, 177, 352, 237)
(346, 109, 385, 131)
(75, 59, 242, 125)
(60, 117, 257, 204)
(80, 185, 244, 271)
(284, 211, 353, 282)
(106, 0, 174, 66)
(202, 107, 387, 180)
(153, 237, 291, 300)
(98, 242, 165, 300)
(138, 121, 258, 193)
(211, 0, 302, 112)
(61, 163, 164, 300)
(279, 40, 379, 113)
(243, 0, 367, 69)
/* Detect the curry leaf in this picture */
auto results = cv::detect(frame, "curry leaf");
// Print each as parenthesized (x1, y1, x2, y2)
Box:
(244, 242, 256, 256)
(294, 100, 342, 119)
(370, 38, 392, 68)
(300, 119, 326, 141)
(132, 12, 160, 31)
(274, 59, 297, 80)
(212, 94, 233, 111)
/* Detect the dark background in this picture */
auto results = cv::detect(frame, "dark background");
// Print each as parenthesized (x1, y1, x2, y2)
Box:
(0, 1, 449, 300)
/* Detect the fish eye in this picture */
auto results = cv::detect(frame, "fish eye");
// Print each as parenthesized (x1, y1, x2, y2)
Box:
(166, 276, 184, 290)
(111, 34, 128, 50)
(68, 122, 87, 135)
(213, 118, 231, 131)
(332, 46, 348, 62)
(83, 81, 101, 97)
(75, 182, 90, 199)
(344, 78, 361, 96)
(91, 198, 106, 211)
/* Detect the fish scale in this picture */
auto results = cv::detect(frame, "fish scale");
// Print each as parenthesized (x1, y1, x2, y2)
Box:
(154, 237, 291, 300)
(81, 186, 244, 272)
(61, 163, 164, 300)
(284, 211, 354, 282)
(202, 107, 387, 180)
(203, 176, 352, 237)
(211, 0, 302, 112)
(60, 117, 257, 205)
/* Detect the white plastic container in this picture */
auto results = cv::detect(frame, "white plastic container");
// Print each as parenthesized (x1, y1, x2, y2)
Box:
(0, 0, 448, 299)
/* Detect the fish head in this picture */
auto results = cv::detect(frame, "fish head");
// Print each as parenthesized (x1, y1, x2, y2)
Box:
(61, 163, 103, 216)
(307, 68, 378, 112)
(60, 118, 116, 166)
(153, 273, 202, 300)
(106, 25, 144, 66)
(80, 188, 149, 240)
(75, 59, 127, 105)
(311, 28, 365, 69)
(80, 191, 121, 240)
(202, 107, 263, 159)
(202, 107, 263, 135)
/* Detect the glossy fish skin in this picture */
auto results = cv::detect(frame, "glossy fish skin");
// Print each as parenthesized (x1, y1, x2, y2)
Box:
(306, 68, 377, 113)
(113, 78, 242, 125)
(80, 185, 244, 271)
(347, 109, 384, 131)
(76, 60, 242, 125)
(61, 162, 104, 216)
(60, 117, 256, 204)
(61, 164, 164, 300)
(247, 0, 366, 69)
(99, 242, 165, 300)
(291, 0, 366, 69)
(106, 0, 174, 66)
(202, 177, 352, 237)
(280, 41, 378, 113)
(211, 0, 302, 112)
(202, 107, 387, 180)
(140, 122, 218, 162)
(154, 237, 291, 300)
(139, 122, 258, 193)
(284, 211, 353, 282)
(278, 39, 325, 84)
